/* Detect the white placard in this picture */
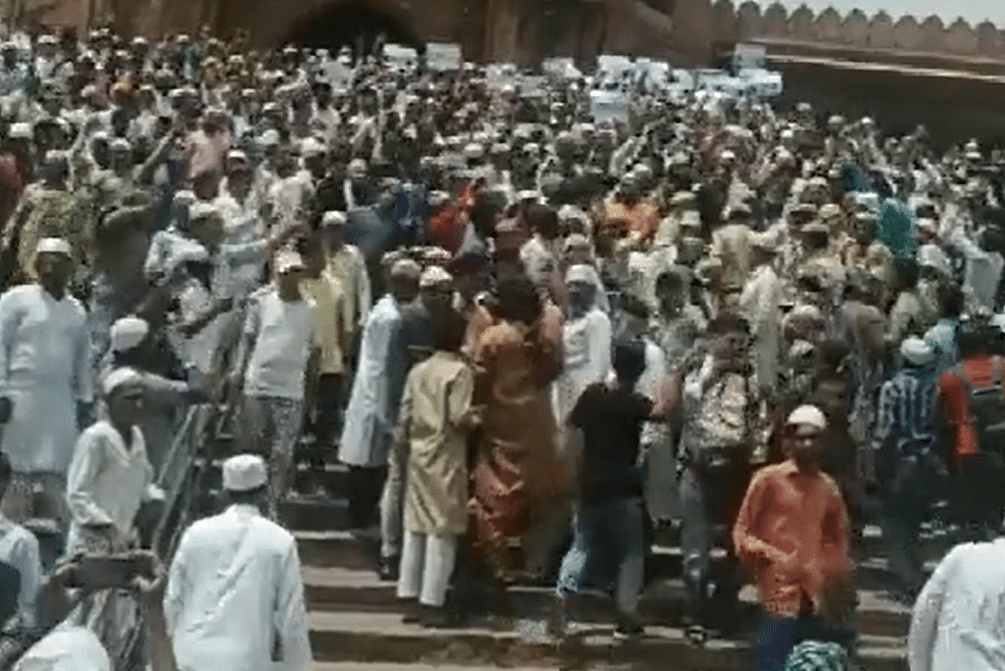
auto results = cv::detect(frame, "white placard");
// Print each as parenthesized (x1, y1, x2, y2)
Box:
(384, 44, 417, 69)
(426, 43, 462, 72)
(589, 89, 630, 124)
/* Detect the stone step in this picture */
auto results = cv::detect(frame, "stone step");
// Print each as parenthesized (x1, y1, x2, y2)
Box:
(294, 530, 939, 595)
(302, 566, 913, 640)
(306, 611, 907, 670)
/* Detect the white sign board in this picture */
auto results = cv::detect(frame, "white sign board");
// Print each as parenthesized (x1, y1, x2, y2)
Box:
(597, 54, 632, 79)
(426, 43, 462, 72)
(543, 57, 581, 80)
(589, 90, 630, 124)
(384, 44, 417, 69)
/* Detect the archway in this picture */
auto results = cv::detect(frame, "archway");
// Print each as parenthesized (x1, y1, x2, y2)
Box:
(284, 0, 426, 57)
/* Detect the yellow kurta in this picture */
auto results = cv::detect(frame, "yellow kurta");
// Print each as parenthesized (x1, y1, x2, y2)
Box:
(399, 351, 474, 536)
(300, 271, 348, 376)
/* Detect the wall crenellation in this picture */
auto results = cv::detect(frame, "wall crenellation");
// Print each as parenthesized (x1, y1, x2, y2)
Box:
(686, 0, 1005, 60)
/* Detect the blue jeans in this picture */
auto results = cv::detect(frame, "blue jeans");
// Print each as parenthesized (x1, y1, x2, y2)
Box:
(753, 612, 829, 671)
(556, 497, 646, 616)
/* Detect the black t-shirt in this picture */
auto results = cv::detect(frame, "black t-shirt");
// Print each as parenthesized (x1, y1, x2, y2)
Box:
(569, 382, 652, 505)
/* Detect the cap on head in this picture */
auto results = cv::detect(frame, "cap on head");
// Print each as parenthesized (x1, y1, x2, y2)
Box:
(787, 404, 827, 430)
(419, 265, 453, 288)
(322, 211, 347, 228)
(390, 258, 422, 280)
(110, 316, 149, 353)
(36, 237, 71, 257)
(274, 250, 305, 274)
(222, 454, 268, 492)
(102, 366, 144, 396)
(900, 337, 935, 367)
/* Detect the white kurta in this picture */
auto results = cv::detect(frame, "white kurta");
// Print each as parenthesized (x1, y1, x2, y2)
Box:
(65, 421, 157, 556)
(164, 504, 311, 671)
(339, 295, 402, 468)
(11, 626, 111, 671)
(554, 308, 612, 426)
(0, 285, 92, 474)
(908, 539, 1005, 671)
(738, 264, 782, 396)
(0, 514, 41, 627)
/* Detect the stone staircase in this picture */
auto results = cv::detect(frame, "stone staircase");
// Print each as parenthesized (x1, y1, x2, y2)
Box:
(193, 442, 929, 670)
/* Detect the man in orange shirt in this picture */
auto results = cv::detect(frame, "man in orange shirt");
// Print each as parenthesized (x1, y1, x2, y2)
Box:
(936, 324, 1005, 542)
(733, 405, 853, 671)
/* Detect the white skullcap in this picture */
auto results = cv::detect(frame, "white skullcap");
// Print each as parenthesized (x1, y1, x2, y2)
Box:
(322, 211, 347, 227)
(819, 203, 841, 220)
(565, 263, 595, 284)
(558, 205, 587, 222)
(517, 190, 540, 202)
(348, 158, 367, 173)
(222, 454, 268, 492)
(274, 250, 305, 274)
(900, 337, 936, 366)
(8, 122, 31, 139)
(38, 35, 57, 45)
(787, 405, 827, 430)
(227, 149, 248, 162)
(390, 258, 422, 279)
(419, 265, 453, 288)
(173, 190, 196, 207)
(102, 367, 143, 396)
(463, 143, 484, 160)
(36, 237, 71, 256)
(189, 202, 219, 221)
(110, 137, 131, 151)
(429, 191, 451, 207)
(719, 149, 736, 162)
(110, 316, 149, 353)
(259, 129, 280, 146)
(564, 233, 590, 251)
(301, 137, 326, 156)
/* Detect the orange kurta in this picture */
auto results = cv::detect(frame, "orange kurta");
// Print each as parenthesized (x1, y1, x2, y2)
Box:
(470, 303, 566, 555)
(732, 460, 852, 616)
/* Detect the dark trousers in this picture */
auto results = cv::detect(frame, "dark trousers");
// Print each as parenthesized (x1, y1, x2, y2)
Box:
(312, 374, 343, 452)
(346, 465, 387, 529)
(753, 610, 829, 671)
(953, 451, 1005, 540)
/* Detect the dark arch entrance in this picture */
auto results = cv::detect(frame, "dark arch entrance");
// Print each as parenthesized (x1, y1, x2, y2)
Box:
(284, 0, 426, 59)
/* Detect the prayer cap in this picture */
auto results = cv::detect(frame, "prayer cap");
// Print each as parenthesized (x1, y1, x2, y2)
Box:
(900, 337, 935, 367)
(301, 137, 325, 156)
(429, 191, 451, 207)
(564, 233, 590, 251)
(259, 129, 280, 146)
(390, 258, 422, 280)
(787, 405, 827, 430)
(174, 190, 196, 207)
(463, 143, 484, 160)
(516, 190, 540, 202)
(36, 237, 71, 256)
(671, 191, 696, 207)
(110, 137, 131, 152)
(322, 211, 347, 228)
(8, 122, 31, 139)
(189, 202, 219, 221)
(419, 265, 453, 288)
(223, 454, 267, 492)
(275, 250, 305, 274)
(423, 247, 452, 265)
(565, 263, 595, 284)
(819, 203, 841, 220)
(110, 316, 149, 353)
(102, 367, 143, 396)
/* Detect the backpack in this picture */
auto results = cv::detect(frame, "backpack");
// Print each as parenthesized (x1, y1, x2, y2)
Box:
(953, 356, 1005, 455)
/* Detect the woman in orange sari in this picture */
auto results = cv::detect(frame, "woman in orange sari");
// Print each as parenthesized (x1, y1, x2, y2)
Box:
(470, 274, 568, 610)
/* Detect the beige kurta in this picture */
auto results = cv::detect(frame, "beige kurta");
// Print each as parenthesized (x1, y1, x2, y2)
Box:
(399, 352, 475, 536)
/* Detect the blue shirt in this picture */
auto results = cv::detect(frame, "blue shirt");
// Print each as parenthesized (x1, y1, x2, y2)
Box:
(875, 367, 939, 455)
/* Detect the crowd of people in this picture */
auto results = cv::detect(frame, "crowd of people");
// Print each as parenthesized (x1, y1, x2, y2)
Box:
(0, 21, 1003, 671)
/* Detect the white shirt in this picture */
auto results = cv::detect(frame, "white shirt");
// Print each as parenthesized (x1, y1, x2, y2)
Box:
(65, 420, 157, 551)
(11, 626, 110, 671)
(0, 514, 40, 627)
(164, 504, 311, 671)
(909, 539, 1005, 671)
(243, 290, 317, 400)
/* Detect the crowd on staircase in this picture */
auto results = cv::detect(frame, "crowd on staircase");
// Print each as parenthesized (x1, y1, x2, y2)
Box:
(1, 21, 1005, 671)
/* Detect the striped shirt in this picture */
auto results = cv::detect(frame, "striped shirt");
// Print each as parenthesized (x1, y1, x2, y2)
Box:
(874, 368, 939, 455)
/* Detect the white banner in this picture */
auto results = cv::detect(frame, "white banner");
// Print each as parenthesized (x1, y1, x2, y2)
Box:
(426, 43, 462, 72)
(589, 90, 630, 124)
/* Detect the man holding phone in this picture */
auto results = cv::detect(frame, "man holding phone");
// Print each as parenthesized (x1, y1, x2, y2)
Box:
(164, 454, 311, 671)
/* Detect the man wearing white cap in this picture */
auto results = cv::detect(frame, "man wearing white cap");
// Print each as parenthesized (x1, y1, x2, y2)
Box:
(164, 454, 311, 671)
(234, 250, 319, 518)
(733, 405, 852, 671)
(340, 258, 419, 535)
(874, 337, 941, 599)
(65, 367, 161, 556)
(0, 237, 92, 524)
(322, 210, 371, 349)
